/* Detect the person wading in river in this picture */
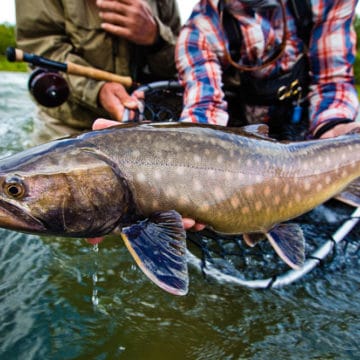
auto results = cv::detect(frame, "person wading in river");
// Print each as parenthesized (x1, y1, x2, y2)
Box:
(15, 0, 181, 142)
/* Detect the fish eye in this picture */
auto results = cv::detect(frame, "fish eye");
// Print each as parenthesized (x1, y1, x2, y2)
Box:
(3, 176, 26, 199)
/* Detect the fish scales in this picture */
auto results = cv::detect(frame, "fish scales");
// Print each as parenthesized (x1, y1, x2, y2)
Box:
(82, 124, 360, 233)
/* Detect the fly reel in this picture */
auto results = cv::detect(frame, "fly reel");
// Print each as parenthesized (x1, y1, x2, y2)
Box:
(28, 68, 70, 108)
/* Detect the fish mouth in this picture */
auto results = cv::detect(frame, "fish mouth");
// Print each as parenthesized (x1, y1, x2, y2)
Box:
(0, 199, 46, 233)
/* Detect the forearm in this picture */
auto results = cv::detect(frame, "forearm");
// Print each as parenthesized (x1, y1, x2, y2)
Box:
(307, 0, 359, 136)
(176, 25, 228, 125)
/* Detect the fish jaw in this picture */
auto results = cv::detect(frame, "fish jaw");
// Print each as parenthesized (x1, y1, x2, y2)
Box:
(0, 199, 46, 233)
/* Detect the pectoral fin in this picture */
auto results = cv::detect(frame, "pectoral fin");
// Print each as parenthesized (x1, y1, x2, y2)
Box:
(335, 178, 360, 207)
(121, 210, 188, 296)
(266, 223, 305, 269)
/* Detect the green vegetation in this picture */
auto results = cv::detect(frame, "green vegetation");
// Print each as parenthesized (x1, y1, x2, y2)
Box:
(0, 23, 27, 71)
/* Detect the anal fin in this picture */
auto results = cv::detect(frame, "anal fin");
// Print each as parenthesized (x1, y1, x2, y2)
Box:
(335, 178, 360, 207)
(266, 223, 305, 269)
(121, 210, 188, 295)
(243, 232, 265, 247)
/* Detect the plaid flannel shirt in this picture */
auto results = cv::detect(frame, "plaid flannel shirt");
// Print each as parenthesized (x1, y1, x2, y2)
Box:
(175, 0, 359, 135)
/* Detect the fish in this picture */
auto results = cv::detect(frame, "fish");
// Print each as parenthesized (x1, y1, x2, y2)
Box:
(0, 122, 359, 295)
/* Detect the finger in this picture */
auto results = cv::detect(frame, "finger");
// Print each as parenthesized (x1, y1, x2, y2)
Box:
(92, 118, 119, 130)
(86, 237, 105, 245)
(100, 22, 132, 39)
(182, 218, 195, 230)
(193, 223, 206, 231)
(132, 90, 145, 100)
(96, 0, 129, 14)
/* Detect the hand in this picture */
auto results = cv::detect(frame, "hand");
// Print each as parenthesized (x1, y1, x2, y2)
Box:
(96, 0, 158, 45)
(92, 118, 207, 232)
(98, 82, 139, 121)
(319, 122, 360, 139)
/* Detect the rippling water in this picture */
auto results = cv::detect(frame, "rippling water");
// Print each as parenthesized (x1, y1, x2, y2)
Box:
(0, 72, 359, 359)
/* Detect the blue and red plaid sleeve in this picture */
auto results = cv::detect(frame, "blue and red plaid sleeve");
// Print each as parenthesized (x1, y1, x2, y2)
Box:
(175, 0, 359, 134)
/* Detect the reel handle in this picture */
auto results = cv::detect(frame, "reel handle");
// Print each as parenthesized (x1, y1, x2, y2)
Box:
(6, 47, 133, 88)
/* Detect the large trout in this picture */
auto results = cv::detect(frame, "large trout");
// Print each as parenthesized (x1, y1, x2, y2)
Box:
(0, 123, 359, 295)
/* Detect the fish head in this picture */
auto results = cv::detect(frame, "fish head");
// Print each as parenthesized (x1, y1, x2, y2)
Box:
(0, 139, 131, 237)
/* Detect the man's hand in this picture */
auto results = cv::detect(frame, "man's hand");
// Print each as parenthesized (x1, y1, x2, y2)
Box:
(96, 0, 158, 45)
(92, 118, 207, 231)
(98, 82, 139, 121)
(319, 122, 360, 139)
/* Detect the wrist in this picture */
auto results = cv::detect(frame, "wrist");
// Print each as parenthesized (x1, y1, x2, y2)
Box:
(312, 119, 353, 139)
(147, 20, 165, 53)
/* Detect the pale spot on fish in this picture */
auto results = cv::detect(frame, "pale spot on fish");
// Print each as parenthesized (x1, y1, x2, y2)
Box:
(178, 196, 188, 206)
(193, 179, 202, 191)
(316, 183, 323, 192)
(132, 150, 141, 157)
(194, 155, 201, 163)
(264, 186, 271, 197)
(154, 170, 162, 180)
(255, 201, 263, 211)
(295, 193, 302, 202)
(255, 175, 263, 182)
(214, 187, 226, 201)
(325, 176, 332, 185)
(238, 173, 244, 180)
(230, 196, 240, 208)
(303, 162, 309, 171)
(200, 203, 210, 212)
(225, 172, 233, 181)
(166, 187, 176, 197)
(176, 167, 185, 175)
(341, 169, 348, 178)
(245, 187, 254, 196)
(304, 180, 311, 191)
(274, 195, 281, 205)
(242, 206, 250, 214)
(283, 184, 290, 196)
(136, 173, 146, 182)
(246, 159, 252, 167)
(217, 155, 223, 163)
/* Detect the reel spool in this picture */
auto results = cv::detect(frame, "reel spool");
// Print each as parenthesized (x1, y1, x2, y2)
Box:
(28, 68, 70, 107)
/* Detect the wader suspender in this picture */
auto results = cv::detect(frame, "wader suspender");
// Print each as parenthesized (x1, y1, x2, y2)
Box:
(220, 0, 313, 56)
(220, 0, 314, 131)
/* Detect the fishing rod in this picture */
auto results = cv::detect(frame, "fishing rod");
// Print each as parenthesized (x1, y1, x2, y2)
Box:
(6, 47, 133, 107)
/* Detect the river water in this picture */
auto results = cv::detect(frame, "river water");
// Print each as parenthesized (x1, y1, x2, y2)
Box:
(0, 72, 359, 359)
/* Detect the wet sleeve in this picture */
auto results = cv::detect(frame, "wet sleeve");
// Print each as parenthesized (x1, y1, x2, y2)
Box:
(175, 21, 228, 125)
(307, 0, 359, 135)
(15, 0, 104, 112)
(145, 0, 182, 79)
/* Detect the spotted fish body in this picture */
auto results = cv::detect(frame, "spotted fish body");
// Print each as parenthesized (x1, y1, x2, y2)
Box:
(88, 124, 360, 233)
(0, 123, 359, 295)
